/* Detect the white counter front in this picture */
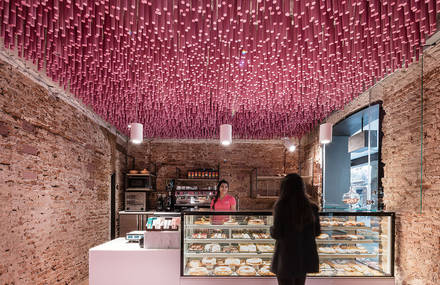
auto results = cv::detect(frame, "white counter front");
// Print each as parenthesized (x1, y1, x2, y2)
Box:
(89, 238, 180, 285)
(89, 238, 395, 285)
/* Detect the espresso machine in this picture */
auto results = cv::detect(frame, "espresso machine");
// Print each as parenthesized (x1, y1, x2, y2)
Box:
(173, 185, 215, 211)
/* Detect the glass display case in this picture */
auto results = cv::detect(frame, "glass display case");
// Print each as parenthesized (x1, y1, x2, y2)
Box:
(181, 211, 394, 278)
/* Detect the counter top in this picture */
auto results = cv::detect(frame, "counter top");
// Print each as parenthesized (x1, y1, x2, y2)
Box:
(118, 211, 181, 215)
(90, 237, 180, 252)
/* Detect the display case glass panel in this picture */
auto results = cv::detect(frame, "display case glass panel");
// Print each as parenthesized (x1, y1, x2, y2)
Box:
(181, 211, 394, 278)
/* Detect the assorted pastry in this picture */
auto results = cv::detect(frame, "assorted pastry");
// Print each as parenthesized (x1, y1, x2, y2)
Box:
(188, 243, 205, 252)
(258, 265, 275, 276)
(318, 245, 369, 254)
(309, 260, 384, 276)
(187, 215, 385, 277)
(320, 218, 365, 227)
(223, 219, 239, 225)
(194, 217, 211, 225)
(237, 265, 257, 276)
(191, 232, 208, 239)
(188, 242, 274, 253)
(188, 266, 209, 275)
(214, 266, 233, 276)
(192, 216, 268, 226)
(239, 243, 257, 252)
(232, 232, 251, 239)
(252, 233, 271, 239)
(331, 234, 365, 240)
(210, 232, 227, 239)
(256, 244, 274, 253)
(222, 245, 239, 253)
(247, 218, 265, 225)
(186, 258, 274, 276)
(316, 233, 329, 239)
(204, 243, 222, 252)
(187, 258, 384, 277)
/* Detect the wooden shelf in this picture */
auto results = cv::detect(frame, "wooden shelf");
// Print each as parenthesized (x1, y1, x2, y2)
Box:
(255, 194, 279, 199)
(256, 176, 285, 180)
(175, 178, 219, 182)
(126, 173, 156, 177)
(126, 188, 155, 191)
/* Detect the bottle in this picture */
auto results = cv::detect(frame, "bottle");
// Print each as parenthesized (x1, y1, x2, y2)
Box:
(156, 194, 163, 211)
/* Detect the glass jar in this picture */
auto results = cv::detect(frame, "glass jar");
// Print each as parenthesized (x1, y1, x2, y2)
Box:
(342, 186, 361, 210)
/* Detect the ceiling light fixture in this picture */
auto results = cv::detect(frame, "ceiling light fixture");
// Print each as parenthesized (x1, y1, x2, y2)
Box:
(319, 123, 333, 144)
(282, 137, 296, 152)
(220, 124, 232, 146)
(130, 123, 143, 144)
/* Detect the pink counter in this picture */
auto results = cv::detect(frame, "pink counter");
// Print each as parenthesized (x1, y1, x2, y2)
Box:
(89, 238, 395, 285)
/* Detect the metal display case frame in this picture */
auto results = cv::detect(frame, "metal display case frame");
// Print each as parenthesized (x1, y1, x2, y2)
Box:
(180, 211, 395, 278)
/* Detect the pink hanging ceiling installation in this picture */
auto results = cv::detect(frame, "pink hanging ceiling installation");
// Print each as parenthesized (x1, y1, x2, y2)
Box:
(0, 0, 438, 139)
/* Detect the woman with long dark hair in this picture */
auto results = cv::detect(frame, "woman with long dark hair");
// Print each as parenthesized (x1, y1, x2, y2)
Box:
(270, 173, 320, 285)
(210, 179, 236, 211)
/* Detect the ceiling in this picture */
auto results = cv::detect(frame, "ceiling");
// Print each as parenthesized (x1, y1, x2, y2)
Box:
(0, 1, 437, 139)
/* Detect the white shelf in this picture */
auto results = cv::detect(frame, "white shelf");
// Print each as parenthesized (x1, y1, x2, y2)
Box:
(318, 253, 378, 259)
(321, 226, 371, 231)
(316, 239, 379, 244)
(184, 252, 274, 258)
(184, 238, 378, 245)
(184, 239, 275, 244)
(185, 224, 271, 230)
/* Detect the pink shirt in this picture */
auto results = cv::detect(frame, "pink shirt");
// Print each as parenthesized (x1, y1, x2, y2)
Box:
(210, 194, 236, 211)
(210, 195, 236, 225)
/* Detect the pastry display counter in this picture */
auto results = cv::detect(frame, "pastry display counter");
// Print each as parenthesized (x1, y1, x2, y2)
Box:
(181, 211, 395, 278)
(89, 211, 394, 285)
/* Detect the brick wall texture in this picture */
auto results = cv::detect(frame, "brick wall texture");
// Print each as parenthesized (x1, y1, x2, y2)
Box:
(300, 44, 440, 285)
(128, 140, 300, 210)
(0, 59, 126, 285)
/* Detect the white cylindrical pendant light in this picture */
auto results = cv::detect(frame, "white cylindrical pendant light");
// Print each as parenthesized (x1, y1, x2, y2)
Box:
(319, 123, 333, 144)
(130, 123, 143, 144)
(220, 124, 232, 146)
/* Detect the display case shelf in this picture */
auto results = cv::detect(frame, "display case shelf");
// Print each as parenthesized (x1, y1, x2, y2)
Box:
(185, 239, 275, 243)
(321, 226, 371, 231)
(184, 252, 274, 258)
(319, 253, 379, 259)
(316, 239, 378, 244)
(185, 224, 271, 230)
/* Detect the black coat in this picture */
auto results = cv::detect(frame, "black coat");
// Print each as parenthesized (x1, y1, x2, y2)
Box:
(270, 204, 321, 277)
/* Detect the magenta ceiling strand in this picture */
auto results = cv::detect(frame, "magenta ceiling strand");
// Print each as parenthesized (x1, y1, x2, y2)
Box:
(0, 0, 437, 138)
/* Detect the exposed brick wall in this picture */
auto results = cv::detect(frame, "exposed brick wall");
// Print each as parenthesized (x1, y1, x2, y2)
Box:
(300, 44, 440, 285)
(128, 140, 299, 210)
(0, 60, 126, 284)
